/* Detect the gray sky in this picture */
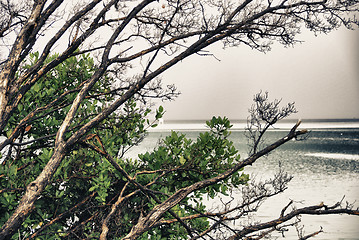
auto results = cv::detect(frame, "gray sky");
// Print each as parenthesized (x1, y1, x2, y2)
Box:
(6, 1, 356, 121)
(159, 27, 359, 120)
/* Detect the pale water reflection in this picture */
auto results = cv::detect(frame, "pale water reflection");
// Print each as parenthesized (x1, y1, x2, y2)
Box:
(126, 122, 359, 239)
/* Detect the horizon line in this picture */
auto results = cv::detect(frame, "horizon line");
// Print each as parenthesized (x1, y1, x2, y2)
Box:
(161, 118, 359, 123)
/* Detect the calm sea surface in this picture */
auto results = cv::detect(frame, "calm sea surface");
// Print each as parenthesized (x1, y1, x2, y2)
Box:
(126, 120, 359, 239)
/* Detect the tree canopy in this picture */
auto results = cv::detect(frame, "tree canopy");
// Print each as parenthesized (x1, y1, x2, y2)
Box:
(0, 0, 358, 239)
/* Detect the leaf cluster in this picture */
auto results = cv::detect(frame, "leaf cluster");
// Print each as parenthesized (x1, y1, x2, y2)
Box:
(0, 53, 156, 239)
(1, 52, 250, 239)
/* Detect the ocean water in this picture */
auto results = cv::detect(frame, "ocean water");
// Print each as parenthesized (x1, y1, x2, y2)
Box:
(126, 120, 359, 239)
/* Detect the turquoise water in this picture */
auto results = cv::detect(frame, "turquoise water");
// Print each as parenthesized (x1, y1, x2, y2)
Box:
(126, 124, 359, 239)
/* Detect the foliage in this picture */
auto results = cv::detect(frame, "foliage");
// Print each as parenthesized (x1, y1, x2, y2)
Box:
(0, 53, 159, 239)
(140, 116, 248, 199)
(0, 54, 247, 239)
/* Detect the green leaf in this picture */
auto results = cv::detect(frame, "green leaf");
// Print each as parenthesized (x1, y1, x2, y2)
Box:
(159, 105, 164, 112)
(9, 165, 17, 176)
(33, 83, 41, 92)
(179, 156, 186, 165)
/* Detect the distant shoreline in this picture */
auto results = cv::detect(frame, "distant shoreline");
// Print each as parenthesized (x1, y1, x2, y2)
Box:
(161, 118, 359, 124)
(151, 119, 359, 131)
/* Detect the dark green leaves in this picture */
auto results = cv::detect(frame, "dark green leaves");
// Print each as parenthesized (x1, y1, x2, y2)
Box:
(152, 105, 164, 128)
(2, 51, 248, 239)
(206, 116, 233, 137)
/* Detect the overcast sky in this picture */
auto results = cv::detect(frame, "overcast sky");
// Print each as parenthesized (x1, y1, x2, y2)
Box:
(159, 27, 359, 120)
